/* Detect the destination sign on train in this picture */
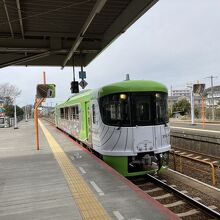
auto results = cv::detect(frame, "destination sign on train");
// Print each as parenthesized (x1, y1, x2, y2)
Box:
(36, 84, 56, 98)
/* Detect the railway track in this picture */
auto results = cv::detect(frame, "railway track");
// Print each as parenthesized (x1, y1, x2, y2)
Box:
(131, 174, 220, 219)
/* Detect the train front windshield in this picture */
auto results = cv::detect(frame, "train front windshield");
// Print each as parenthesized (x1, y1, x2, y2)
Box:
(100, 92, 168, 126)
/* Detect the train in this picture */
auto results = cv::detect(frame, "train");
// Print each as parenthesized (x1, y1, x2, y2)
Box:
(55, 80, 170, 176)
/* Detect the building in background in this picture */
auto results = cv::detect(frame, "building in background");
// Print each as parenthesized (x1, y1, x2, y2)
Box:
(171, 89, 191, 98)
(203, 85, 220, 107)
(168, 88, 202, 110)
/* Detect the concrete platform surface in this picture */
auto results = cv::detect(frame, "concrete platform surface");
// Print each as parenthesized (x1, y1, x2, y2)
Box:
(0, 120, 179, 220)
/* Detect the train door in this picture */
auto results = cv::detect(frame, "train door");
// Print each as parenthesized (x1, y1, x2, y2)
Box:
(85, 101, 92, 144)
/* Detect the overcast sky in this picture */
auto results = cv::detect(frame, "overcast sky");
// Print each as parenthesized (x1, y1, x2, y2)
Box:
(0, 0, 220, 106)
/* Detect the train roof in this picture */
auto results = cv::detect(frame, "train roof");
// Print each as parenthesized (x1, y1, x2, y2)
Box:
(56, 80, 167, 108)
(56, 89, 94, 108)
(98, 80, 168, 97)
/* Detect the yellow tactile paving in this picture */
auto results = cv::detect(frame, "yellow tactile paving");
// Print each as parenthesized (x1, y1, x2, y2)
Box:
(39, 120, 111, 220)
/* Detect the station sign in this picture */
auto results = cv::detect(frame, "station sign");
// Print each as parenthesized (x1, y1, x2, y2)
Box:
(36, 84, 56, 98)
(79, 71, 86, 79)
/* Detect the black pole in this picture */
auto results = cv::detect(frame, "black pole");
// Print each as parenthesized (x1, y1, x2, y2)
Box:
(72, 56, 75, 81)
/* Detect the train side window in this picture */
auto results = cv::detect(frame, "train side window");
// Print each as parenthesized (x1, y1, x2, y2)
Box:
(75, 106, 79, 120)
(64, 107, 69, 120)
(92, 104, 96, 124)
(60, 108, 64, 119)
(70, 107, 74, 120)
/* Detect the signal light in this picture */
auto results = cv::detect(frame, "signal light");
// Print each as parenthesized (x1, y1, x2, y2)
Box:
(70, 81, 79, 93)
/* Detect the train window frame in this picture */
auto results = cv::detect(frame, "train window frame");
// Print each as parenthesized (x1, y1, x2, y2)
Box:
(99, 91, 168, 127)
(64, 107, 69, 120)
(99, 93, 131, 127)
(155, 92, 168, 124)
(68, 105, 79, 120)
(131, 93, 154, 126)
(69, 106, 74, 120)
(75, 105, 79, 120)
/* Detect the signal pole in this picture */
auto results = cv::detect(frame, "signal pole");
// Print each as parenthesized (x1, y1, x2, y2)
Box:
(186, 84, 194, 125)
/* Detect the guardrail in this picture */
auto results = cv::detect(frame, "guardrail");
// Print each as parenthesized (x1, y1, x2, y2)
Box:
(170, 149, 217, 186)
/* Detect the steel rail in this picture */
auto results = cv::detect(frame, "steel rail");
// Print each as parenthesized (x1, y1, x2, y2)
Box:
(171, 147, 220, 161)
(146, 174, 220, 219)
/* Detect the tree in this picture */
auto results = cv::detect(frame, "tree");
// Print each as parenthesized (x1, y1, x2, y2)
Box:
(0, 83, 21, 104)
(173, 98, 191, 115)
(4, 105, 24, 117)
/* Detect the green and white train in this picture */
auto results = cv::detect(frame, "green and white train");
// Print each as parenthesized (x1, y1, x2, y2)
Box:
(55, 80, 170, 176)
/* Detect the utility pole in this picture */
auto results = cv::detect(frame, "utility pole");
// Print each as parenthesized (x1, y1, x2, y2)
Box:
(211, 75, 214, 120)
(25, 105, 28, 122)
(191, 88, 195, 125)
(170, 85, 173, 115)
(186, 84, 194, 125)
(206, 75, 217, 120)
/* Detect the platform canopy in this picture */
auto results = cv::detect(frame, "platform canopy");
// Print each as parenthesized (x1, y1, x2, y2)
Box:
(0, 0, 157, 68)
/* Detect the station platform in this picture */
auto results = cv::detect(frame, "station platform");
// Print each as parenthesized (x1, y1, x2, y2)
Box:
(0, 119, 179, 220)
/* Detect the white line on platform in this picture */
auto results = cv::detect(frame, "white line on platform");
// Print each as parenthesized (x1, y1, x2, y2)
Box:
(90, 181, 104, 196)
(194, 156, 201, 159)
(153, 193, 172, 200)
(78, 167, 86, 174)
(176, 209, 199, 217)
(180, 190, 188, 194)
(113, 211, 125, 220)
(171, 126, 220, 134)
(168, 169, 220, 192)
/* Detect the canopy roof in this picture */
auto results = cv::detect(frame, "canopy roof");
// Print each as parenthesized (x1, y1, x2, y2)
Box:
(0, 0, 157, 68)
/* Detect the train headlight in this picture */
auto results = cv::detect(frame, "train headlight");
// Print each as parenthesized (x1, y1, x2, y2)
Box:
(120, 94, 127, 100)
